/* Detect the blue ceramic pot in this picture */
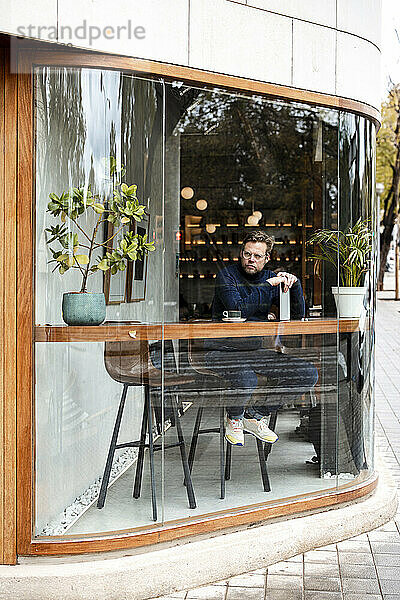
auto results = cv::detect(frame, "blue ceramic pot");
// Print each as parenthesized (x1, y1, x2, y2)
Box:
(62, 292, 106, 326)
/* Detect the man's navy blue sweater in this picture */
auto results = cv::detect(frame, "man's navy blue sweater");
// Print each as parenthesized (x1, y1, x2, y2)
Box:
(211, 263, 305, 321)
(207, 264, 305, 351)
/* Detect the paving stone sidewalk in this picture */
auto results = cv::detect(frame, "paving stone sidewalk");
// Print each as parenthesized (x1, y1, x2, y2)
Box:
(151, 291, 400, 600)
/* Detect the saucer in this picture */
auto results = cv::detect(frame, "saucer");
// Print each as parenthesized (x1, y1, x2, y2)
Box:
(222, 317, 246, 322)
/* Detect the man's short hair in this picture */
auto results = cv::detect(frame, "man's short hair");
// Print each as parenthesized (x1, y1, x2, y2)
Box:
(241, 231, 274, 254)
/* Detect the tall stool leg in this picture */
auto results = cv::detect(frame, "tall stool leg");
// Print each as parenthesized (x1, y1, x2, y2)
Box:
(146, 385, 158, 522)
(225, 441, 232, 481)
(264, 411, 278, 460)
(219, 407, 225, 499)
(256, 438, 271, 492)
(132, 392, 149, 500)
(97, 384, 129, 509)
(188, 407, 203, 474)
(170, 395, 196, 509)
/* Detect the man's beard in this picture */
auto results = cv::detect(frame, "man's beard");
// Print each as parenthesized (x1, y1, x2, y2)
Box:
(242, 264, 259, 276)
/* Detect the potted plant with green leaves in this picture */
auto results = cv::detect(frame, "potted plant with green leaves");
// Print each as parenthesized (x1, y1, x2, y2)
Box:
(307, 218, 372, 318)
(45, 157, 155, 326)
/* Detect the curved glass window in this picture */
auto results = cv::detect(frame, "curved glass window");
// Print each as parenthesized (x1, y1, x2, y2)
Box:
(33, 66, 376, 541)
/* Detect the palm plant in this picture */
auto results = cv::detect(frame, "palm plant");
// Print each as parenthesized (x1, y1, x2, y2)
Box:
(307, 218, 372, 287)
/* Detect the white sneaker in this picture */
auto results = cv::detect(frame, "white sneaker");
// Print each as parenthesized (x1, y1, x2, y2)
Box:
(225, 416, 244, 446)
(243, 416, 278, 444)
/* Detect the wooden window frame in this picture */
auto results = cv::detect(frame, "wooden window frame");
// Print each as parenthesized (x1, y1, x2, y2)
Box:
(0, 47, 17, 565)
(7, 46, 379, 558)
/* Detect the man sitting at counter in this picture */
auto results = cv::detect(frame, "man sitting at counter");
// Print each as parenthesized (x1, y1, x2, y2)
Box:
(205, 230, 318, 447)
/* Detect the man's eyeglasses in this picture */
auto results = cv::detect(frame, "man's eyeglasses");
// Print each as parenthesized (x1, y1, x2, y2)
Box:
(242, 250, 268, 261)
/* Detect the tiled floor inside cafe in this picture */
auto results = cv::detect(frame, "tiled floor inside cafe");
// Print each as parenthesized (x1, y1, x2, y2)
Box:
(69, 406, 334, 534)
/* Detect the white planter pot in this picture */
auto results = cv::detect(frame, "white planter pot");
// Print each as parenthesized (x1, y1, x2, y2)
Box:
(331, 286, 365, 318)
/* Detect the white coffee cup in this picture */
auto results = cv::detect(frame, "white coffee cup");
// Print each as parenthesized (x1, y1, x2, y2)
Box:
(223, 310, 241, 319)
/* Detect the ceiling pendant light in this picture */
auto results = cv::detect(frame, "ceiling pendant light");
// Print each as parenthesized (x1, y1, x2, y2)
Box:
(181, 186, 194, 200)
(206, 224, 216, 234)
(196, 199, 208, 211)
(247, 214, 259, 226)
(253, 210, 262, 220)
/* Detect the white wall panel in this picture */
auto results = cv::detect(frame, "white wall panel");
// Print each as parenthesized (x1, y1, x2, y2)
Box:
(57, 0, 189, 65)
(247, 0, 336, 28)
(337, 0, 382, 48)
(336, 31, 381, 108)
(293, 21, 336, 95)
(0, 0, 382, 117)
(189, 0, 292, 86)
(0, 0, 57, 41)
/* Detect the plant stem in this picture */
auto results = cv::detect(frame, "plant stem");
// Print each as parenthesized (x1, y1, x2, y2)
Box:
(75, 261, 86, 280)
(94, 224, 125, 249)
(80, 215, 102, 293)
(69, 216, 93, 243)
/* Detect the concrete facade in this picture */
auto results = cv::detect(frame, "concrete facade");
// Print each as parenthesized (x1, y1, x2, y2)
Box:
(4, 0, 381, 109)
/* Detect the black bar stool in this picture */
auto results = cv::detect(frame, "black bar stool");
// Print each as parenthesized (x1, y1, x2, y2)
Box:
(97, 339, 197, 521)
(187, 404, 277, 498)
(187, 336, 278, 498)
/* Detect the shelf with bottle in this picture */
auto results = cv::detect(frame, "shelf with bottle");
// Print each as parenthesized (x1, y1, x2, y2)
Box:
(180, 271, 311, 280)
(179, 245, 307, 265)
(183, 240, 238, 245)
(179, 257, 239, 263)
(180, 221, 313, 249)
(182, 240, 303, 246)
(179, 215, 312, 278)
(220, 222, 313, 228)
(181, 227, 308, 245)
(178, 256, 314, 264)
(261, 223, 313, 228)
(179, 273, 217, 279)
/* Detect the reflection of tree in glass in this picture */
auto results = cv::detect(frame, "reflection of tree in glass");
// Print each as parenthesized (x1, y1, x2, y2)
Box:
(175, 89, 338, 220)
(120, 76, 161, 204)
(36, 67, 86, 208)
(173, 86, 340, 309)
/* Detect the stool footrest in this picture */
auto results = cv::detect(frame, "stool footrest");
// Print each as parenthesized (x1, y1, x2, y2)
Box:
(188, 406, 277, 498)
(198, 427, 220, 434)
(115, 441, 141, 449)
(99, 381, 197, 516)
(153, 442, 184, 452)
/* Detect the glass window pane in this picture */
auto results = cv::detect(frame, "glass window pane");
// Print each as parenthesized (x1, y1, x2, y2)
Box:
(33, 66, 376, 541)
(34, 67, 165, 536)
(163, 83, 343, 521)
(336, 112, 376, 483)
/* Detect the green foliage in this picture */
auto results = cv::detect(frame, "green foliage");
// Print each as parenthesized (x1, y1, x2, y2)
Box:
(307, 218, 372, 288)
(96, 231, 155, 275)
(377, 88, 399, 206)
(375, 85, 400, 288)
(45, 157, 155, 293)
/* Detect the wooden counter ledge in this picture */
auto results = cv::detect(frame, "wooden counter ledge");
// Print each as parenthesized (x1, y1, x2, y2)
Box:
(34, 318, 360, 343)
